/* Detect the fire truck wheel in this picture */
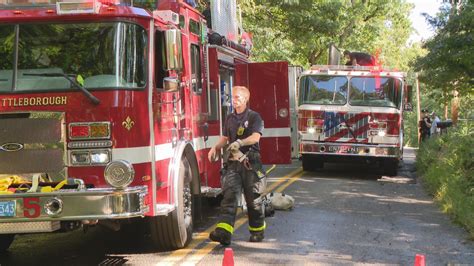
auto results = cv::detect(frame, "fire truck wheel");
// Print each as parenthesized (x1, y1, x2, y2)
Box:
(0, 234, 14, 252)
(149, 156, 194, 250)
(302, 154, 324, 172)
(383, 159, 399, 176)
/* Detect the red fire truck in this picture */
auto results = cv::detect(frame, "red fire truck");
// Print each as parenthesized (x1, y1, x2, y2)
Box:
(0, 0, 291, 251)
(297, 65, 411, 176)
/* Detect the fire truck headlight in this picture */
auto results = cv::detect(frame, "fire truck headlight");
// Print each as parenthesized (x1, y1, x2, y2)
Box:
(378, 131, 386, 137)
(71, 151, 90, 165)
(307, 127, 316, 134)
(70, 150, 110, 165)
(90, 151, 110, 164)
(104, 160, 135, 188)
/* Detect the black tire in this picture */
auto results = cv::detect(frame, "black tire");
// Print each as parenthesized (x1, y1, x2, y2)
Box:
(302, 154, 324, 172)
(148, 156, 194, 250)
(0, 234, 14, 252)
(383, 158, 399, 176)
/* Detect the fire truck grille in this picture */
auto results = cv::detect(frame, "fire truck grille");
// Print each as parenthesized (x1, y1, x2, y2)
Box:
(0, 112, 65, 181)
(324, 112, 369, 140)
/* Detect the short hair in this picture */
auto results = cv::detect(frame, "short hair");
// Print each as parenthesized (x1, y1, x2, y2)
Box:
(343, 50, 350, 55)
(232, 86, 250, 101)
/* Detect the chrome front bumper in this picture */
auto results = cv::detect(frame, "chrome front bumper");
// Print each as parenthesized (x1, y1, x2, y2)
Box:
(0, 186, 148, 223)
(300, 141, 401, 158)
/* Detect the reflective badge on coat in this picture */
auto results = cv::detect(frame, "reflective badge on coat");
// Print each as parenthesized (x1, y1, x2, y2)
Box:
(237, 126, 245, 136)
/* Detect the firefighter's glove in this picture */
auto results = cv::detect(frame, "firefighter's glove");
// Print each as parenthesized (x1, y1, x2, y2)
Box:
(227, 139, 244, 151)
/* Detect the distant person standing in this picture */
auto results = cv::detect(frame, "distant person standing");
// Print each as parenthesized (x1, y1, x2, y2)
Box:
(343, 50, 375, 66)
(431, 111, 441, 136)
(420, 109, 432, 142)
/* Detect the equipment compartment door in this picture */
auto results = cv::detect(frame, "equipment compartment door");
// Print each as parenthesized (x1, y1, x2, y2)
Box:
(235, 61, 291, 164)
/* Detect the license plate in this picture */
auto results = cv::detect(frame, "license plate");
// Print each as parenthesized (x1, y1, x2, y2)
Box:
(328, 146, 358, 153)
(0, 201, 16, 217)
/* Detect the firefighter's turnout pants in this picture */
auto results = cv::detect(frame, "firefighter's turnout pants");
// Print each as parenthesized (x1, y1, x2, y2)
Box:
(216, 152, 266, 236)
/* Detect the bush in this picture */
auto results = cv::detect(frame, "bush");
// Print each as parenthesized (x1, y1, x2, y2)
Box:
(416, 121, 474, 238)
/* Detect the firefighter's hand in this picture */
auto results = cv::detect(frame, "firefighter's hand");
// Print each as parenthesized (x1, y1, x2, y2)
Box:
(208, 146, 219, 162)
(227, 139, 243, 151)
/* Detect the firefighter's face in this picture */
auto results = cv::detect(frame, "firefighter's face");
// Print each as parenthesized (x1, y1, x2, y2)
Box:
(232, 91, 247, 108)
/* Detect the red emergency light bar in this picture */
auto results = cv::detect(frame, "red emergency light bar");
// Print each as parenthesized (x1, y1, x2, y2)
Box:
(310, 65, 395, 72)
(0, 0, 127, 8)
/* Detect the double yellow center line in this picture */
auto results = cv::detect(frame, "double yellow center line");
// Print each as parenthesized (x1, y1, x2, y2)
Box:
(157, 167, 304, 265)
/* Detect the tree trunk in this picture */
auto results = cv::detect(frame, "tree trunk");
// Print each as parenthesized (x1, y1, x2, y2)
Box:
(444, 101, 449, 120)
(451, 89, 459, 125)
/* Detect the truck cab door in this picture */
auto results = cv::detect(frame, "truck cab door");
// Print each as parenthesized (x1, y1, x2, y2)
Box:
(235, 61, 291, 164)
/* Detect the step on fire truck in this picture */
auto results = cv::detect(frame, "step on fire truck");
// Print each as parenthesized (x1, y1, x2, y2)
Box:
(0, 0, 292, 251)
(297, 64, 412, 176)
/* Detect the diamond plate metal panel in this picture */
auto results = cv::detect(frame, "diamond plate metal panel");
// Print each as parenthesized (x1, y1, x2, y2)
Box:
(0, 112, 65, 180)
(0, 221, 60, 234)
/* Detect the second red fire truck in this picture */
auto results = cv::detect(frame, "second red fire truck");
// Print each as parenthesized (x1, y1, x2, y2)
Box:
(297, 64, 411, 176)
(0, 0, 292, 251)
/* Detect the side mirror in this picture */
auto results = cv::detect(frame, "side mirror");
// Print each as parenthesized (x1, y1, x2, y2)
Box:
(163, 77, 179, 92)
(164, 29, 183, 71)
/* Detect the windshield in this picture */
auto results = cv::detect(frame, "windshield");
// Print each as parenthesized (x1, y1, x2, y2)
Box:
(349, 77, 402, 108)
(0, 22, 147, 93)
(299, 75, 348, 105)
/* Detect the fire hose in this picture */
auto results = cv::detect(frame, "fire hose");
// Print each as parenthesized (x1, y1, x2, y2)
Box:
(0, 174, 67, 194)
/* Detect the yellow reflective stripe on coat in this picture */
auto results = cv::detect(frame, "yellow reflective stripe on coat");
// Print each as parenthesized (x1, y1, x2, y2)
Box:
(248, 221, 266, 232)
(216, 223, 234, 234)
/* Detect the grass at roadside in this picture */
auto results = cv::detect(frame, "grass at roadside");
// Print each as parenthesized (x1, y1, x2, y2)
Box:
(416, 122, 474, 239)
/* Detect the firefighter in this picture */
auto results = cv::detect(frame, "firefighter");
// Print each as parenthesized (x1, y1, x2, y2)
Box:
(208, 86, 266, 245)
(420, 109, 432, 142)
(343, 50, 375, 66)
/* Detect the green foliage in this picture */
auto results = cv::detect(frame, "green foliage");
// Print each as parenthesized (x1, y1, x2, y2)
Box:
(240, 0, 416, 69)
(415, 1, 474, 101)
(0, 25, 15, 70)
(238, 1, 426, 147)
(403, 107, 419, 147)
(416, 122, 474, 237)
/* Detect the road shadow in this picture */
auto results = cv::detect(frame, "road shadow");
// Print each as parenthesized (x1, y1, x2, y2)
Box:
(0, 198, 222, 266)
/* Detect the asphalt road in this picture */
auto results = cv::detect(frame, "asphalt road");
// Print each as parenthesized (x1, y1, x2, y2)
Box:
(1, 148, 473, 265)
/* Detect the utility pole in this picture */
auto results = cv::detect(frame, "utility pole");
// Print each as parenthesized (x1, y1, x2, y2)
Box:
(416, 73, 421, 145)
(415, 73, 421, 146)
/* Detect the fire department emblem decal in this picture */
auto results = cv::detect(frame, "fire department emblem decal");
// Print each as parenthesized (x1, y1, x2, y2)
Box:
(122, 116, 135, 131)
(0, 143, 24, 152)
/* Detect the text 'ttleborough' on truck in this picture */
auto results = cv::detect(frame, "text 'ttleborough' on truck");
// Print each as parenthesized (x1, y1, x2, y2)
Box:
(0, 0, 292, 252)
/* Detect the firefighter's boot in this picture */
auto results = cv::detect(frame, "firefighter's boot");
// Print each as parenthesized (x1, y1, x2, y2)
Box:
(209, 228, 232, 246)
(249, 231, 264, 242)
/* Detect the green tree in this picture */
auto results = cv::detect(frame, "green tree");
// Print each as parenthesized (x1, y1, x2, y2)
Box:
(240, 0, 415, 69)
(415, 1, 474, 104)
